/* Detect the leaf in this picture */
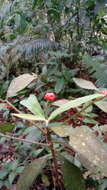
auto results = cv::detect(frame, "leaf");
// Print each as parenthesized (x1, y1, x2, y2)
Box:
(51, 125, 73, 137)
(48, 93, 103, 121)
(20, 94, 44, 116)
(52, 99, 69, 107)
(0, 122, 15, 133)
(83, 117, 98, 124)
(6, 74, 37, 98)
(17, 157, 47, 190)
(95, 0, 107, 14)
(12, 114, 46, 121)
(24, 127, 42, 148)
(94, 100, 107, 113)
(9, 172, 16, 184)
(69, 126, 107, 176)
(62, 158, 85, 190)
(42, 174, 50, 187)
(73, 78, 98, 90)
(16, 13, 28, 34)
(0, 170, 8, 179)
(98, 179, 107, 190)
(99, 125, 107, 135)
(55, 78, 64, 93)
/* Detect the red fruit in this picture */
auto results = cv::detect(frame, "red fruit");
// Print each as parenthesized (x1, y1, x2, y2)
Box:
(6, 105, 12, 109)
(100, 89, 107, 97)
(44, 93, 56, 101)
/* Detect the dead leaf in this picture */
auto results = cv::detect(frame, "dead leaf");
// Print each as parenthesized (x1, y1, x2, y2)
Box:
(6, 74, 37, 98)
(73, 78, 98, 90)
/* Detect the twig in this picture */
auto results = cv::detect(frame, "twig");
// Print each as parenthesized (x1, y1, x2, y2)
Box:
(5, 99, 21, 113)
(0, 133, 49, 147)
(45, 128, 62, 190)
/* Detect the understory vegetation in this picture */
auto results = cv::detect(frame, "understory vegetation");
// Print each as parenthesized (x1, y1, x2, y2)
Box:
(1, 0, 107, 190)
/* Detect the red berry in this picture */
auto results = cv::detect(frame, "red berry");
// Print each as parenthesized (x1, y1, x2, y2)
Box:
(100, 89, 107, 97)
(44, 93, 56, 101)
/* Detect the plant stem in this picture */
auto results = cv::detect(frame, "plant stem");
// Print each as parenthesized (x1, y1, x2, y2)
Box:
(45, 127, 61, 190)
(0, 133, 49, 147)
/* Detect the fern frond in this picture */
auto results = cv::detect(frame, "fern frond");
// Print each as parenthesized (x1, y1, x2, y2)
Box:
(10, 38, 63, 63)
(83, 54, 107, 88)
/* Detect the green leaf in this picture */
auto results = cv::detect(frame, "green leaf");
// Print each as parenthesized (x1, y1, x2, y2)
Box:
(73, 77, 98, 90)
(51, 124, 73, 137)
(15, 13, 28, 34)
(55, 78, 64, 93)
(94, 100, 107, 113)
(0, 122, 15, 133)
(95, 0, 107, 14)
(48, 93, 103, 121)
(17, 157, 48, 190)
(12, 113, 46, 121)
(0, 170, 8, 179)
(20, 94, 44, 117)
(98, 179, 107, 190)
(62, 158, 85, 190)
(83, 117, 98, 124)
(0, 181, 3, 189)
(9, 172, 16, 184)
(42, 174, 50, 187)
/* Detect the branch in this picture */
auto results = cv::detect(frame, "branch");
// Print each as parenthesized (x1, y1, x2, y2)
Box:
(0, 133, 49, 147)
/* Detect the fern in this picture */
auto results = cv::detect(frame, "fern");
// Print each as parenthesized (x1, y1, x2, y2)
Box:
(0, 38, 64, 79)
(83, 54, 107, 88)
(10, 38, 63, 63)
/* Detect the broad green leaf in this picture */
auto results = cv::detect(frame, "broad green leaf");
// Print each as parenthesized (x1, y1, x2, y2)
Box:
(14, 13, 28, 34)
(62, 158, 85, 190)
(0, 170, 8, 179)
(51, 125, 73, 137)
(73, 77, 98, 90)
(9, 172, 16, 184)
(20, 94, 44, 116)
(94, 100, 107, 113)
(17, 157, 47, 190)
(55, 78, 64, 93)
(69, 126, 107, 176)
(0, 122, 15, 133)
(12, 113, 46, 121)
(48, 93, 103, 121)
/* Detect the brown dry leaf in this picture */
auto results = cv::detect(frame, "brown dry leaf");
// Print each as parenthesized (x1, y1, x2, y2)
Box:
(69, 126, 107, 176)
(6, 73, 37, 98)
(73, 78, 98, 90)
